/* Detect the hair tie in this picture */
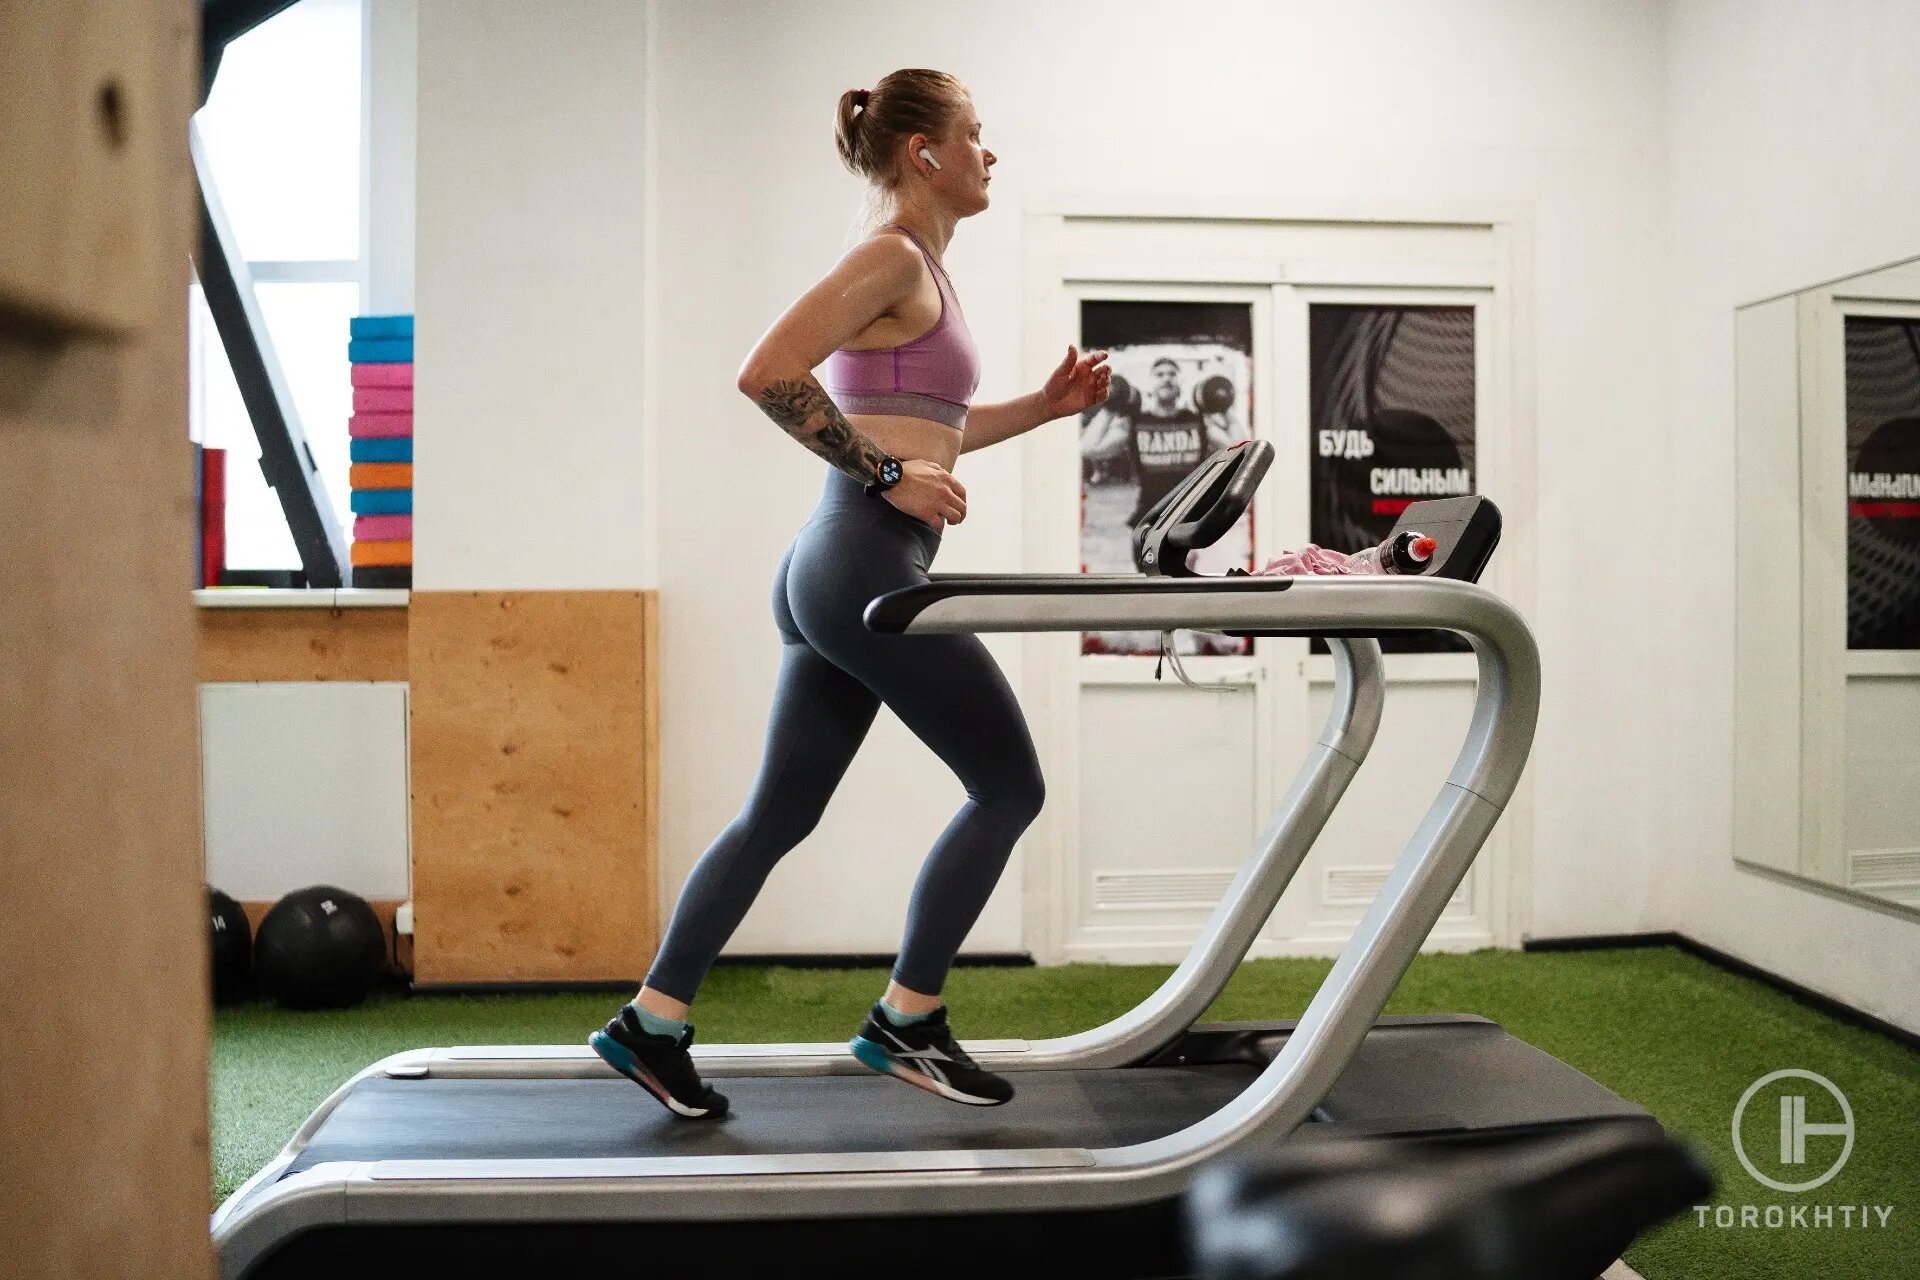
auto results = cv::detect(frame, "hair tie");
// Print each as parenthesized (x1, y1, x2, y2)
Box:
(853, 88, 871, 109)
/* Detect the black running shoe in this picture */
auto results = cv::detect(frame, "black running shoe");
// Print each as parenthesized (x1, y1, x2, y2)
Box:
(849, 1003, 1014, 1106)
(589, 1006, 729, 1119)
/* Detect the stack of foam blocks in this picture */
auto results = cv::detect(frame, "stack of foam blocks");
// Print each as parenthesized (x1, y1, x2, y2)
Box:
(348, 314, 413, 588)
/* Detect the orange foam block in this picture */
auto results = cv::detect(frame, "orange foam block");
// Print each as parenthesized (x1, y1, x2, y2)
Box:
(350, 462, 414, 490)
(350, 540, 413, 568)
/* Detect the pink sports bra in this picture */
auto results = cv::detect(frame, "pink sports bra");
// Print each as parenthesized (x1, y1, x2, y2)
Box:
(820, 225, 981, 430)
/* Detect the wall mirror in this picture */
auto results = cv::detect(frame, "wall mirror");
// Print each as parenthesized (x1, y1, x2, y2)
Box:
(1735, 255, 1920, 912)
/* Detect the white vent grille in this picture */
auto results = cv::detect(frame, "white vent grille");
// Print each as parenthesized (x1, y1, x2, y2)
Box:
(1324, 866, 1472, 914)
(1850, 847, 1920, 888)
(1092, 869, 1237, 911)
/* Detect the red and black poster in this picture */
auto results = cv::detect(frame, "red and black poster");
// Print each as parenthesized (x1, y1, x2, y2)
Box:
(1309, 304, 1476, 654)
(1845, 316, 1920, 650)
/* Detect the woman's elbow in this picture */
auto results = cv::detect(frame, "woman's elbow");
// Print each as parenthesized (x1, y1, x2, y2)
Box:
(736, 355, 805, 401)
(735, 362, 767, 401)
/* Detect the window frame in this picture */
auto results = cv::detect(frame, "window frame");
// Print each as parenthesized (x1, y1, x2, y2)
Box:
(189, 0, 375, 575)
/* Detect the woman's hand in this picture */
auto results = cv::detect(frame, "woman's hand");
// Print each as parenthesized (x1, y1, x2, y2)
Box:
(1039, 345, 1112, 420)
(884, 458, 968, 528)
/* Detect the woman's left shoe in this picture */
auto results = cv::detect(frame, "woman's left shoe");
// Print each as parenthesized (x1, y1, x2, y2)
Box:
(848, 1003, 1014, 1106)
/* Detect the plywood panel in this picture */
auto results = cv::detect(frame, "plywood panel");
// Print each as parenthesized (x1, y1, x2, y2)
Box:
(0, 2, 211, 1274)
(409, 590, 658, 983)
(198, 605, 408, 681)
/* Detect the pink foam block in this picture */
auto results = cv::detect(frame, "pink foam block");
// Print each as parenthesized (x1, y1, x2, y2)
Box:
(351, 362, 414, 389)
(354, 514, 414, 541)
(349, 411, 413, 439)
(353, 387, 414, 412)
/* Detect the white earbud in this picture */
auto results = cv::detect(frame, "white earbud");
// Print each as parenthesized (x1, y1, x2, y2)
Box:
(919, 147, 942, 171)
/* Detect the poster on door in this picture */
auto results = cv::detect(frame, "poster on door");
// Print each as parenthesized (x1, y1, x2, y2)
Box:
(1845, 315, 1920, 650)
(1309, 304, 1477, 654)
(1079, 300, 1254, 657)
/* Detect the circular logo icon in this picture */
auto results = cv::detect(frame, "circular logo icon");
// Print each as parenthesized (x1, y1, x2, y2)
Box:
(1732, 1069, 1855, 1193)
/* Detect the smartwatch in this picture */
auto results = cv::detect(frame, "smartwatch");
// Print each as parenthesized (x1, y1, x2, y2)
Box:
(864, 455, 905, 498)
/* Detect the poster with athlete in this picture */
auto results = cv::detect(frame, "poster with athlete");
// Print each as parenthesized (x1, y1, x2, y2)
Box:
(1844, 315, 1920, 650)
(1309, 304, 1477, 654)
(1078, 300, 1254, 656)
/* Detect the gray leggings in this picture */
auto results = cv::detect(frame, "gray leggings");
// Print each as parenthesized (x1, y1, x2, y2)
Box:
(645, 469, 1045, 1002)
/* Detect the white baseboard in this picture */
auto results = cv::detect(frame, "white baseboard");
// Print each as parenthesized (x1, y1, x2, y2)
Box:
(1059, 929, 1498, 966)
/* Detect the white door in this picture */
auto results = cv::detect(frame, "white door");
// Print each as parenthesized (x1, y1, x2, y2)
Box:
(1019, 210, 1525, 964)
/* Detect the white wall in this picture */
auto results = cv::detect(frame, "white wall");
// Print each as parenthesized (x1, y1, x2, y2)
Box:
(645, 0, 1671, 951)
(365, 0, 416, 315)
(414, 0, 649, 591)
(201, 683, 411, 902)
(1659, 0, 1920, 1031)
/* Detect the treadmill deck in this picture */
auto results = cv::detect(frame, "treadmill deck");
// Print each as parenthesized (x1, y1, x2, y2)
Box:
(283, 1017, 1652, 1176)
(288, 1064, 1261, 1173)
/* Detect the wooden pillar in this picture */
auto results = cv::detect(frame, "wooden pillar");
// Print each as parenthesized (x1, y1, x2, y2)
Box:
(0, 2, 212, 1278)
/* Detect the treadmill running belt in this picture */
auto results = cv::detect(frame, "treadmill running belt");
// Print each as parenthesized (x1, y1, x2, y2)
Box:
(286, 1065, 1261, 1173)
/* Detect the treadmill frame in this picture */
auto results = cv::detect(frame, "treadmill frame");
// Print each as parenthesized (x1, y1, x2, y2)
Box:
(214, 575, 1538, 1278)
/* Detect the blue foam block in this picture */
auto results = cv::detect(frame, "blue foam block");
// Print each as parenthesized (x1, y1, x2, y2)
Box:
(350, 437, 414, 464)
(348, 337, 413, 364)
(350, 488, 413, 515)
(350, 314, 414, 339)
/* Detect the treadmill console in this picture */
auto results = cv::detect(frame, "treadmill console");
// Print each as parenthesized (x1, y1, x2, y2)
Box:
(1131, 442, 1501, 585)
(1132, 440, 1273, 577)
(1378, 495, 1502, 584)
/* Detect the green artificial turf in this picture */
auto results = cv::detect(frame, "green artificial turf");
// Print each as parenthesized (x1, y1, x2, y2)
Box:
(212, 947, 1920, 1277)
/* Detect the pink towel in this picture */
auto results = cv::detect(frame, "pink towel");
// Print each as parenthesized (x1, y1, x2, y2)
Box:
(353, 387, 413, 412)
(355, 514, 413, 541)
(1240, 544, 1362, 576)
(351, 362, 414, 389)
(349, 411, 413, 439)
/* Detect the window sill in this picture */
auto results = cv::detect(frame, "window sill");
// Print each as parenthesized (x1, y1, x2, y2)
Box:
(193, 588, 409, 610)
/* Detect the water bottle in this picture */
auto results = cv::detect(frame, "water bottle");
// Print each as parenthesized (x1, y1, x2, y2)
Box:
(1343, 530, 1438, 575)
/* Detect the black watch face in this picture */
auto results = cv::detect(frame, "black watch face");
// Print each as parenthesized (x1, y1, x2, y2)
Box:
(880, 458, 903, 485)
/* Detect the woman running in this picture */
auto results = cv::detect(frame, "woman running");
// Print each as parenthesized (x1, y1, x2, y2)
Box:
(591, 69, 1110, 1117)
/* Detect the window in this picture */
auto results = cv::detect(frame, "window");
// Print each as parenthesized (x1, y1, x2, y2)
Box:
(189, 0, 366, 571)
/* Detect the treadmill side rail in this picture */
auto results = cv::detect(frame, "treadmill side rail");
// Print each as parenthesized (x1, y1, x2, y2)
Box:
(211, 1050, 435, 1234)
(214, 1166, 351, 1280)
(364, 1148, 1099, 1181)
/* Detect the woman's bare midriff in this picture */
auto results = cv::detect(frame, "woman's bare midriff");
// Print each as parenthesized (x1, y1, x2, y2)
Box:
(846, 411, 964, 532)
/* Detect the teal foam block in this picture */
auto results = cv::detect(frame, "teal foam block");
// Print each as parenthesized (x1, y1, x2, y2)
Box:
(350, 314, 414, 339)
(348, 337, 413, 363)
(350, 488, 413, 515)
(350, 437, 414, 463)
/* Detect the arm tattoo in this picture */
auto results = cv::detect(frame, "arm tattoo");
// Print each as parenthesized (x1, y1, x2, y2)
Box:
(757, 378, 890, 484)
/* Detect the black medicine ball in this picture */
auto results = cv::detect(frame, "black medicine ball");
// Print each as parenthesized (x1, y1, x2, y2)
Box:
(254, 885, 388, 1009)
(208, 887, 253, 1005)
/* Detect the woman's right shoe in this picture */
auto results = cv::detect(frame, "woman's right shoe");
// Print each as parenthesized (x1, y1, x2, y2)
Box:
(589, 1005, 730, 1120)
(849, 1003, 1015, 1106)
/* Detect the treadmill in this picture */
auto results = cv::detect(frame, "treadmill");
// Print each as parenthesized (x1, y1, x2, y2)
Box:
(213, 441, 1655, 1279)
